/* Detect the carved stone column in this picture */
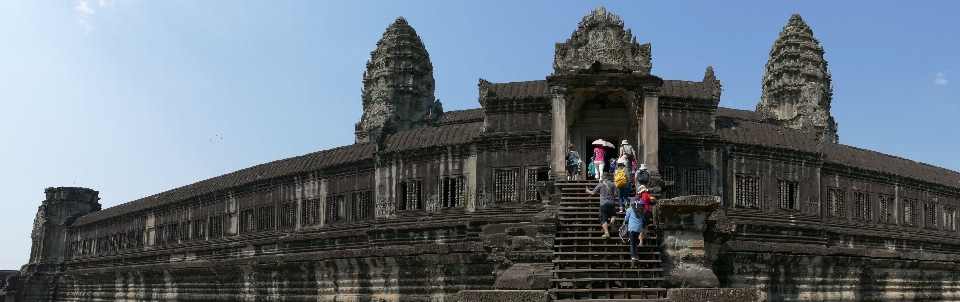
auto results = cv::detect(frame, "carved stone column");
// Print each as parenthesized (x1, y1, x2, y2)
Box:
(550, 86, 569, 176)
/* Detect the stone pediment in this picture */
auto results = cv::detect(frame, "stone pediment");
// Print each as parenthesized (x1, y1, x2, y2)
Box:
(553, 7, 652, 75)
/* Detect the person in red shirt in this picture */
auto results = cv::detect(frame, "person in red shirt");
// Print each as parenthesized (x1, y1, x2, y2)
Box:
(593, 143, 606, 182)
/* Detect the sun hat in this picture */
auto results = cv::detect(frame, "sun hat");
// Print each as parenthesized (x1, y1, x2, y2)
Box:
(621, 140, 629, 145)
(639, 164, 647, 170)
(638, 185, 648, 192)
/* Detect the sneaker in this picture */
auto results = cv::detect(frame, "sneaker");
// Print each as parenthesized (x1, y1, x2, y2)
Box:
(631, 257, 638, 261)
(601, 233, 610, 238)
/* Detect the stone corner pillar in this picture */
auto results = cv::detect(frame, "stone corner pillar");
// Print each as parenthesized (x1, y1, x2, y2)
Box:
(31, 187, 101, 266)
(549, 85, 569, 176)
(640, 86, 660, 176)
(655, 195, 721, 288)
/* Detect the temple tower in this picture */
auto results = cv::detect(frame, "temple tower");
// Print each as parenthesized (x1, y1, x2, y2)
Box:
(757, 14, 839, 143)
(355, 17, 443, 144)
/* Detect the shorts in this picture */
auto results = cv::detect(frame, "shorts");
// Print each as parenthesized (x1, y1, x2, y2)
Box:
(567, 164, 579, 173)
(598, 203, 617, 225)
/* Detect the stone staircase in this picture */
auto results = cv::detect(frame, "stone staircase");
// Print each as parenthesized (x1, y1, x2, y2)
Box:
(550, 180, 667, 301)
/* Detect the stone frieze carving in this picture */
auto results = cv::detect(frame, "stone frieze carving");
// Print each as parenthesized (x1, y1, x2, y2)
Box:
(553, 6, 652, 74)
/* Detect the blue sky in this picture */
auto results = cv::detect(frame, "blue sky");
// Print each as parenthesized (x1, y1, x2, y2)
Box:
(0, 0, 957, 269)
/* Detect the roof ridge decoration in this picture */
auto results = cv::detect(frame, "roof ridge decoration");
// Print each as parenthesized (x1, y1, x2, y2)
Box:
(757, 14, 838, 143)
(355, 16, 443, 144)
(703, 66, 722, 103)
(553, 6, 652, 75)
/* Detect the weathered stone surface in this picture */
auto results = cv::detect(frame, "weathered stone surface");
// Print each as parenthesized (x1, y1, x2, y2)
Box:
(757, 14, 838, 143)
(667, 288, 764, 302)
(657, 195, 722, 288)
(492, 263, 551, 290)
(456, 290, 548, 302)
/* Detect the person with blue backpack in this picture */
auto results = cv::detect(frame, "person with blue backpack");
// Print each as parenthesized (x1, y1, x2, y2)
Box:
(625, 196, 645, 262)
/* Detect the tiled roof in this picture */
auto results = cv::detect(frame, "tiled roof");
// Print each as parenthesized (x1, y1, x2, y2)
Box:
(715, 107, 763, 122)
(659, 80, 715, 101)
(486, 79, 714, 100)
(717, 118, 960, 188)
(73, 143, 377, 227)
(434, 108, 484, 126)
(823, 144, 960, 189)
(488, 80, 550, 99)
(384, 122, 482, 152)
(716, 119, 820, 153)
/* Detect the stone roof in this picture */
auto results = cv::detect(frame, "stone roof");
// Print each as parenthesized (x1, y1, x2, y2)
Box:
(716, 118, 820, 153)
(486, 79, 715, 101)
(659, 80, 715, 101)
(715, 107, 763, 122)
(73, 143, 377, 227)
(487, 80, 550, 99)
(717, 115, 960, 188)
(384, 122, 482, 152)
(823, 144, 960, 189)
(434, 108, 484, 126)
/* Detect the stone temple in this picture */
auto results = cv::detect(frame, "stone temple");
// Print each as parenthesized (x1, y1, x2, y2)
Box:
(3, 7, 960, 302)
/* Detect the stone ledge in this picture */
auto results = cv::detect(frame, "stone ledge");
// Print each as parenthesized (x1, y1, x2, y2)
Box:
(456, 290, 548, 302)
(667, 288, 763, 302)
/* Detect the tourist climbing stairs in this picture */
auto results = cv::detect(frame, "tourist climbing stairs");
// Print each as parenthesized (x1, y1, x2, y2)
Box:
(550, 180, 667, 301)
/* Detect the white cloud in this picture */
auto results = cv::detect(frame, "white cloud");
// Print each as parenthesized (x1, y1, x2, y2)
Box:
(934, 72, 948, 85)
(74, 1, 95, 33)
(99, 0, 114, 7)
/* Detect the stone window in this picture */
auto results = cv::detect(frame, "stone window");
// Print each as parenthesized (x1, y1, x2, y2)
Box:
(209, 215, 224, 239)
(279, 201, 296, 229)
(301, 198, 321, 226)
(167, 223, 179, 244)
(777, 180, 799, 210)
(827, 188, 846, 218)
(155, 225, 166, 245)
(493, 168, 519, 202)
(326, 194, 346, 222)
(180, 221, 191, 242)
(112, 234, 121, 251)
(903, 198, 919, 227)
(923, 202, 938, 230)
(853, 191, 872, 221)
(239, 208, 256, 234)
(661, 166, 675, 198)
(525, 167, 549, 201)
(126, 229, 136, 249)
(684, 168, 708, 196)
(352, 190, 374, 220)
(944, 206, 957, 232)
(136, 229, 145, 247)
(734, 175, 760, 208)
(398, 181, 423, 210)
(192, 217, 206, 240)
(257, 204, 276, 232)
(440, 176, 465, 208)
(878, 195, 894, 223)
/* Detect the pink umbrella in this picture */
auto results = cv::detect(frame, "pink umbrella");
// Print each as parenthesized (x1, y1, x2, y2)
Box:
(591, 139, 607, 146)
(604, 141, 615, 148)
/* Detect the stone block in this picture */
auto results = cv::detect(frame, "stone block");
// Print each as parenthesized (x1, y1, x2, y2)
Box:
(667, 288, 763, 302)
(456, 290, 549, 302)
